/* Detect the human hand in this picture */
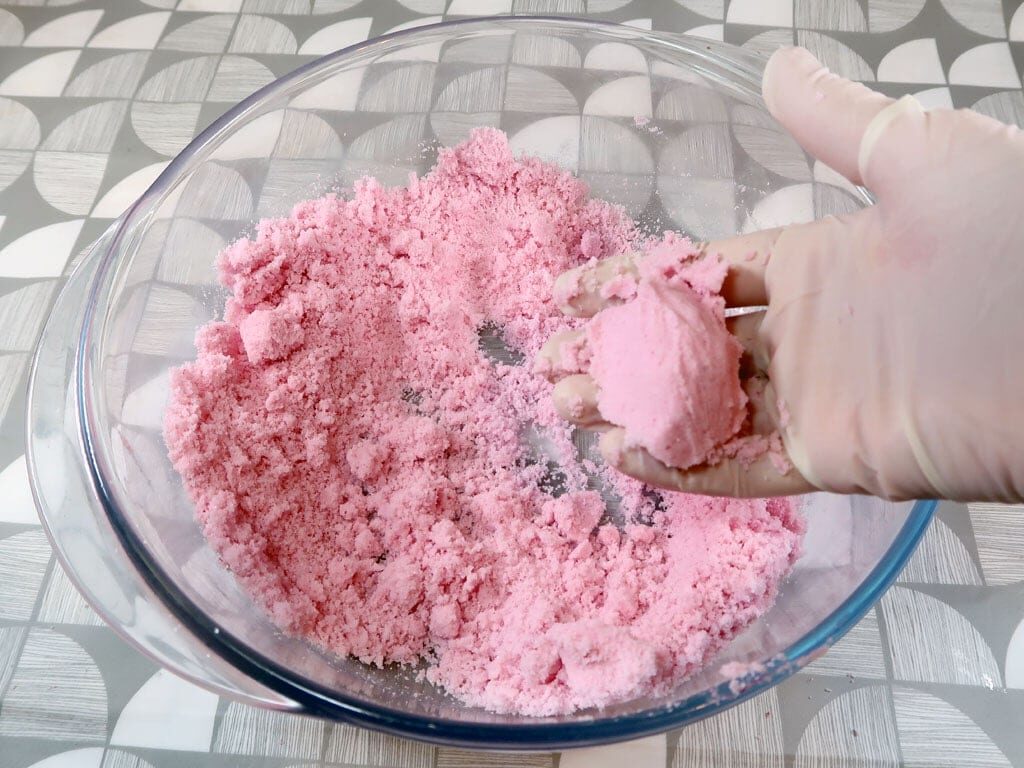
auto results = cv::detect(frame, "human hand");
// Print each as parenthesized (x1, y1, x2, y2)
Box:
(540, 46, 1024, 503)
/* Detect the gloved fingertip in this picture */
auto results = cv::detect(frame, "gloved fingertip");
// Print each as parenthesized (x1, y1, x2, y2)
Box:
(552, 269, 581, 313)
(762, 46, 822, 117)
(598, 428, 626, 467)
(760, 46, 892, 183)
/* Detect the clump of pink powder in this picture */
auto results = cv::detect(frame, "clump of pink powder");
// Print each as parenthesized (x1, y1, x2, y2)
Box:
(164, 128, 804, 716)
(585, 239, 748, 470)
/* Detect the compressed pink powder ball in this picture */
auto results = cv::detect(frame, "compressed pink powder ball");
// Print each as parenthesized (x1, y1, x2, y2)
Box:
(164, 128, 803, 717)
(587, 276, 747, 469)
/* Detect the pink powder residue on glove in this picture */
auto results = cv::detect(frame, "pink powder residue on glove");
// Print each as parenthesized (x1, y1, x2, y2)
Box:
(164, 128, 804, 716)
(587, 241, 748, 469)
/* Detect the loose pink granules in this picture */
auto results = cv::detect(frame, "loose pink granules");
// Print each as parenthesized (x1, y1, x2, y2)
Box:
(720, 660, 768, 694)
(164, 128, 804, 716)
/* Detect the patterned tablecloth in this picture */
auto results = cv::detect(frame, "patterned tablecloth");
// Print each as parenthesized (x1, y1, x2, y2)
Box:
(2, 1, 1024, 766)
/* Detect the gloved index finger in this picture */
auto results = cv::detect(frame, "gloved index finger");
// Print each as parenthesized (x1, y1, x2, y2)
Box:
(706, 227, 782, 307)
(553, 252, 641, 318)
(552, 227, 782, 318)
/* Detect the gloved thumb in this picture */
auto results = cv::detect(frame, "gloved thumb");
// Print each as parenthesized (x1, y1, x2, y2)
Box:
(761, 47, 894, 186)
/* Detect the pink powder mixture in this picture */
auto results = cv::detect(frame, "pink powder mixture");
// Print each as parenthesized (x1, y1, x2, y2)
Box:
(586, 240, 748, 469)
(164, 128, 804, 716)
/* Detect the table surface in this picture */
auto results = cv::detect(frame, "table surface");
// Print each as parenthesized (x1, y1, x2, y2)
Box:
(2, 1, 1024, 766)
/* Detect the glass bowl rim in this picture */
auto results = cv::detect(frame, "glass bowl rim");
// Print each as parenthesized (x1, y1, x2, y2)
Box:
(71, 15, 936, 748)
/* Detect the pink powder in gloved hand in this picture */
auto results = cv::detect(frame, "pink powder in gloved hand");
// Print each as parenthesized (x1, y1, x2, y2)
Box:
(164, 128, 804, 716)
(585, 234, 788, 471)
(587, 273, 747, 469)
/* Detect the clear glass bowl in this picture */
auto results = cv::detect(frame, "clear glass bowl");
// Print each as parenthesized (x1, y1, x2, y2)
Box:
(26, 17, 935, 749)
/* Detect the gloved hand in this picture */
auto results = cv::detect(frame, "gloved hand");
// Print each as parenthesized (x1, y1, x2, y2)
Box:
(541, 46, 1024, 503)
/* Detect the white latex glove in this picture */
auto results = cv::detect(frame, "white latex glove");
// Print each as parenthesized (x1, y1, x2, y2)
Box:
(542, 46, 1024, 503)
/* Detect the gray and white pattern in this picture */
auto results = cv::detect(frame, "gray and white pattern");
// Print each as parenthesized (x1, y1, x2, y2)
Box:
(3, 0, 1024, 765)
